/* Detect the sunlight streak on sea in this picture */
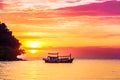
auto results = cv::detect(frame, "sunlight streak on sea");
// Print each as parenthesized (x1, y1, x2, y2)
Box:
(0, 60, 120, 80)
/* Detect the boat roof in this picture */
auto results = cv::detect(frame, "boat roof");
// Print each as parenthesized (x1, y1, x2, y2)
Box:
(48, 53, 59, 55)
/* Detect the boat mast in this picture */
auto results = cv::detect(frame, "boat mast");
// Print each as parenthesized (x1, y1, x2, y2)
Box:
(70, 54, 71, 59)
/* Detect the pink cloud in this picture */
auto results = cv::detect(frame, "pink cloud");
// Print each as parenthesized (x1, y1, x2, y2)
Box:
(56, 1, 120, 16)
(0, 0, 4, 9)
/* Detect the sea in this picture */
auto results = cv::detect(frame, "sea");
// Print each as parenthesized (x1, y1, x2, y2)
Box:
(0, 59, 120, 80)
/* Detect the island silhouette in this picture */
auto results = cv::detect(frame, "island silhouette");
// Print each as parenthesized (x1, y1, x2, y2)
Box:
(0, 22, 24, 61)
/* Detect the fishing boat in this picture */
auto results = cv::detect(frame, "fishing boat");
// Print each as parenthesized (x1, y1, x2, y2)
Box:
(43, 53, 74, 63)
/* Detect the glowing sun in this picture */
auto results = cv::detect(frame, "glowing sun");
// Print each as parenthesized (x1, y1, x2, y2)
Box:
(30, 50, 37, 53)
(29, 42, 40, 48)
(22, 41, 45, 54)
(25, 41, 44, 48)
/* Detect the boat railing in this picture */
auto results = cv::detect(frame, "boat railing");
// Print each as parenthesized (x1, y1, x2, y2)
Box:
(47, 53, 72, 59)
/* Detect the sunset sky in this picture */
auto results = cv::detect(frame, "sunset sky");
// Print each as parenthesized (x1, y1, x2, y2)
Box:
(0, 0, 120, 59)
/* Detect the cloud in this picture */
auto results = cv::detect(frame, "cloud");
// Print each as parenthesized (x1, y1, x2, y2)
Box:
(17, 35, 56, 40)
(0, 0, 107, 12)
(91, 34, 120, 38)
(45, 47, 120, 59)
(0, 0, 7, 10)
(0, 0, 41, 12)
(0, 0, 113, 12)
(56, 1, 120, 16)
(66, 0, 81, 3)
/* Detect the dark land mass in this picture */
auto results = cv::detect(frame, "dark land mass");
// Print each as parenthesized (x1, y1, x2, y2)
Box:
(0, 22, 24, 61)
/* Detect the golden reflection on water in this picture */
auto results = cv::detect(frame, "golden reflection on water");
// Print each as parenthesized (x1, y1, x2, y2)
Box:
(0, 60, 120, 80)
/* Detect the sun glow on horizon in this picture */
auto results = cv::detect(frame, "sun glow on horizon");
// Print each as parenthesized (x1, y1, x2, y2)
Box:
(28, 41, 41, 48)
(23, 41, 44, 48)
(21, 41, 45, 55)
(30, 50, 38, 54)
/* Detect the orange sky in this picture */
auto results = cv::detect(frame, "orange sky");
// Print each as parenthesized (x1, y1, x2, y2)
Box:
(0, 0, 120, 59)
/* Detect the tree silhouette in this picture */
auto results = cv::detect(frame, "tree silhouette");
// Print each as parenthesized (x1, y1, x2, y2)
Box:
(0, 23, 24, 61)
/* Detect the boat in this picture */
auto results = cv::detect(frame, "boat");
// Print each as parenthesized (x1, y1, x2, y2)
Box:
(43, 53, 74, 63)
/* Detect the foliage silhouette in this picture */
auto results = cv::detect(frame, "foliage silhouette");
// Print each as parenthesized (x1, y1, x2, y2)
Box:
(0, 23, 24, 61)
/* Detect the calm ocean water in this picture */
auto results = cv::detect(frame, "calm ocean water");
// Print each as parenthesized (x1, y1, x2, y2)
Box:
(0, 60, 120, 80)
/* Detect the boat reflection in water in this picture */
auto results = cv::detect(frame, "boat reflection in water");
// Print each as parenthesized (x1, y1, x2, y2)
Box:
(43, 53, 74, 63)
